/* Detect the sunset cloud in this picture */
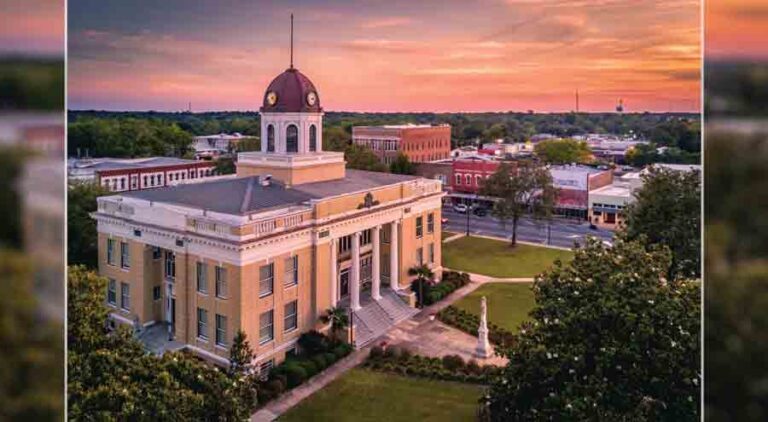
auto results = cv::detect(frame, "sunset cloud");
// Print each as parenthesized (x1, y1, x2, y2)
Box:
(67, 0, 701, 112)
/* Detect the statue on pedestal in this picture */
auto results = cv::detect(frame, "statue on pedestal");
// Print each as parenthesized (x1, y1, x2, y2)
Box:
(476, 296, 492, 358)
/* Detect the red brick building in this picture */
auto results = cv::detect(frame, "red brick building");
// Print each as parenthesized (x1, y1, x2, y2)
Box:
(68, 157, 218, 192)
(451, 155, 501, 195)
(352, 124, 451, 165)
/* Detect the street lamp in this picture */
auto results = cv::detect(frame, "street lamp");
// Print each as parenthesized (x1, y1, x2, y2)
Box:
(348, 307, 355, 348)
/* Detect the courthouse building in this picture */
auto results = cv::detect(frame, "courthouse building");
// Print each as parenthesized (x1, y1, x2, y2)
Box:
(92, 61, 444, 369)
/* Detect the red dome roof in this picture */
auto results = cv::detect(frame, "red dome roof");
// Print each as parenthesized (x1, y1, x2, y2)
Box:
(261, 68, 321, 113)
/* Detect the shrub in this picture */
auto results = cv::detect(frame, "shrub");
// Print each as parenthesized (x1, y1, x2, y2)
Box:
(466, 359, 481, 375)
(384, 345, 401, 359)
(400, 347, 412, 360)
(370, 345, 384, 359)
(299, 360, 319, 378)
(284, 363, 308, 388)
(298, 330, 330, 355)
(442, 354, 465, 371)
(323, 352, 337, 366)
(333, 344, 350, 360)
(311, 354, 328, 370)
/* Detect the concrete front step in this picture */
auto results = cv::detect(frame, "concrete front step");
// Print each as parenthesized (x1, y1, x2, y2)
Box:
(352, 290, 418, 348)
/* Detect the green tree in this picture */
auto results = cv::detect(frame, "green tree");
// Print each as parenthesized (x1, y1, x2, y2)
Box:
(0, 251, 64, 420)
(480, 162, 556, 246)
(323, 126, 349, 152)
(237, 137, 261, 152)
(0, 147, 29, 248)
(534, 138, 592, 164)
(623, 166, 701, 279)
(228, 330, 260, 416)
(484, 238, 700, 420)
(389, 153, 416, 175)
(321, 307, 349, 340)
(67, 266, 255, 419)
(67, 181, 109, 269)
(215, 156, 236, 175)
(408, 264, 434, 307)
(344, 144, 388, 172)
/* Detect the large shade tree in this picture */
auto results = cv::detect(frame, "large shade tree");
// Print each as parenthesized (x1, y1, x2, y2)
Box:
(67, 181, 108, 269)
(623, 166, 701, 279)
(480, 162, 556, 246)
(483, 238, 700, 420)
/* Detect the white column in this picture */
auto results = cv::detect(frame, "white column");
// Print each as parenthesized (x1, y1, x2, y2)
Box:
(330, 238, 338, 307)
(350, 232, 361, 310)
(372, 225, 381, 300)
(390, 221, 400, 292)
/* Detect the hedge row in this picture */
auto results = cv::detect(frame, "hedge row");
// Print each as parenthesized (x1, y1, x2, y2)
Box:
(363, 345, 502, 385)
(257, 331, 354, 403)
(412, 271, 471, 306)
(437, 306, 516, 349)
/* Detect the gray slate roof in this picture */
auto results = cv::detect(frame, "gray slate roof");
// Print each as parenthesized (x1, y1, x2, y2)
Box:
(121, 169, 420, 215)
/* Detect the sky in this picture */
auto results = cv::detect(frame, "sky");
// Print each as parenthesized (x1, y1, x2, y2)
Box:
(0, 0, 64, 56)
(706, 0, 768, 60)
(67, 0, 702, 112)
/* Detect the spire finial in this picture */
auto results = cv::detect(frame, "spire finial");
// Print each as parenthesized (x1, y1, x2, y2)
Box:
(290, 13, 294, 69)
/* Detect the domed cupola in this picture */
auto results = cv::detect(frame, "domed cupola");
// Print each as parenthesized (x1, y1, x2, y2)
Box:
(261, 68, 321, 113)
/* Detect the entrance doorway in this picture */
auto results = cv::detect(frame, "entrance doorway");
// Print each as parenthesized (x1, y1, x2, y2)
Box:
(339, 269, 350, 300)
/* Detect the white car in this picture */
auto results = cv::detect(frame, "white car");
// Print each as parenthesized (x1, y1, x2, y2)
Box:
(453, 203, 469, 213)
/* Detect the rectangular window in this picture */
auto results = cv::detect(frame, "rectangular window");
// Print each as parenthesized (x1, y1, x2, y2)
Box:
(259, 360, 274, 381)
(215, 314, 227, 346)
(361, 229, 372, 246)
(120, 282, 130, 311)
(259, 263, 274, 297)
(284, 300, 298, 332)
(382, 226, 391, 244)
(429, 243, 435, 264)
(427, 213, 435, 233)
(152, 246, 161, 260)
(259, 310, 274, 344)
(120, 241, 130, 268)
(475, 175, 482, 186)
(338, 235, 352, 254)
(165, 251, 175, 280)
(197, 262, 208, 294)
(215, 266, 228, 298)
(455, 174, 462, 185)
(153, 286, 161, 301)
(107, 278, 117, 305)
(284, 256, 298, 287)
(107, 238, 116, 265)
(197, 308, 208, 340)
(416, 216, 423, 238)
(416, 247, 423, 265)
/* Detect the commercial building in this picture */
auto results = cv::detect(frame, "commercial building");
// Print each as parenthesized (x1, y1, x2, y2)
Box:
(193, 132, 252, 160)
(352, 124, 451, 164)
(68, 157, 218, 192)
(92, 60, 443, 371)
(550, 164, 613, 219)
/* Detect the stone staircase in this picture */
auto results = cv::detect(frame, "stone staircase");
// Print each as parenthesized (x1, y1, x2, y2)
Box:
(352, 289, 418, 348)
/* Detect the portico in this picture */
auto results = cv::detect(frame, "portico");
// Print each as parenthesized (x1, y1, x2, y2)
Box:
(330, 222, 401, 311)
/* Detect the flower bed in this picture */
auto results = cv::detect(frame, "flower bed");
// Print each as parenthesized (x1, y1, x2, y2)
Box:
(436, 306, 516, 349)
(256, 330, 354, 403)
(363, 345, 502, 385)
(412, 270, 471, 306)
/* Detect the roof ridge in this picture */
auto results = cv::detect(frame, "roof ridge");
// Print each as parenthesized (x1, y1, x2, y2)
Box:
(240, 177, 256, 214)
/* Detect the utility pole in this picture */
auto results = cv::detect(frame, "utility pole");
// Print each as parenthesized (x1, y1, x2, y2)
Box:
(576, 89, 579, 113)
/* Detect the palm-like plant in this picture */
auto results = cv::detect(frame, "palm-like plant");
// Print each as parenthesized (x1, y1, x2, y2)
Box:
(408, 264, 434, 308)
(321, 306, 349, 338)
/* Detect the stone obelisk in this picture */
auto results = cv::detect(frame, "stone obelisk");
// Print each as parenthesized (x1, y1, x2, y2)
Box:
(476, 296, 492, 358)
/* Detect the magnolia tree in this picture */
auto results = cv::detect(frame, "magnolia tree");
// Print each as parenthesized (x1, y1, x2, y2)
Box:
(483, 238, 700, 420)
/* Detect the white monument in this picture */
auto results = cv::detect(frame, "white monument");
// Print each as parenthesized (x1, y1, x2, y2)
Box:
(476, 296, 492, 358)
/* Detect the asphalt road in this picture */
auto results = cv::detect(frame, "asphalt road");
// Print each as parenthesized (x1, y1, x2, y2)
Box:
(441, 207, 615, 249)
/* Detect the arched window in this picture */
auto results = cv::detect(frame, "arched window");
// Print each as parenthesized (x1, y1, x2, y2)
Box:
(286, 124, 298, 153)
(267, 125, 275, 152)
(309, 124, 317, 152)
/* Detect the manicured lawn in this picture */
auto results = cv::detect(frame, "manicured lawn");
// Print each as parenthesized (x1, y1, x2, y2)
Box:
(453, 283, 535, 332)
(281, 369, 483, 422)
(441, 231, 458, 241)
(442, 236, 573, 278)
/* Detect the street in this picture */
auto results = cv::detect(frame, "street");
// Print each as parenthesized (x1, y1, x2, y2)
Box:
(441, 207, 615, 249)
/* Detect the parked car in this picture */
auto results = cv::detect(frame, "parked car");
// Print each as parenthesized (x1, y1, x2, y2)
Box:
(473, 207, 488, 217)
(453, 203, 469, 213)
